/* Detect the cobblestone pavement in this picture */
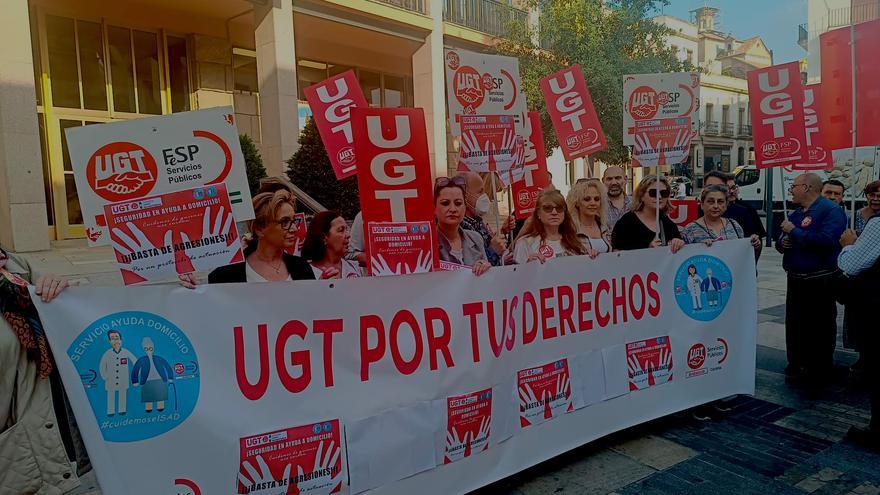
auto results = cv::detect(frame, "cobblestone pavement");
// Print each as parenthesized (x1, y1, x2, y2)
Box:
(18, 243, 878, 495)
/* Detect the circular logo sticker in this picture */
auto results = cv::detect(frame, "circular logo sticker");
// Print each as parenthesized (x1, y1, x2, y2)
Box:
(453, 66, 485, 110)
(86, 142, 158, 202)
(801, 216, 812, 228)
(687, 343, 706, 369)
(539, 244, 555, 258)
(67, 311, 200, 442)
(445, 50, 460, 70)
(673, 255, 733, 321)
(628, 86, 659, 120)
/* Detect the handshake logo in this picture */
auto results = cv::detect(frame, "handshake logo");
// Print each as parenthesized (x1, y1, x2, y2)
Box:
(87, 142, 158, 202)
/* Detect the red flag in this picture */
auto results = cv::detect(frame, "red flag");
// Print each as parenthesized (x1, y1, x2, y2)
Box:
(540, 65, 607, 160)
(747, 62, 808, 169)
(856, 19, 880, 146)
(512, 112, 551, 220)
(303, 70, 368, 180)
(795, 84, 834, 170)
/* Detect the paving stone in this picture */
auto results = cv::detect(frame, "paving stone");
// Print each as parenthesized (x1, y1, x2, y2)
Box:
(609, 435, 697, 471)
(849, 482, 880, 495)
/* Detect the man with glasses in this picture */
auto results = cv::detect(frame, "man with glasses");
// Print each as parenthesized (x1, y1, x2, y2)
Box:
(776, 172, 847, 385)
(603, 166, 631, 231)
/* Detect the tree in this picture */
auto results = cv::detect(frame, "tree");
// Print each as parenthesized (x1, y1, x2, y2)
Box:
(286, 118, 361, 219)
(240, 134, 267, 195)
(495, 0, 694, 164)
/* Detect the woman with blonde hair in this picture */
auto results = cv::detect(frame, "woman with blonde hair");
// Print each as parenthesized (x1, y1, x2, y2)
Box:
(567, 179, 612, 253)
(512, 189, 590, 264)
(611, 175, 685, 253)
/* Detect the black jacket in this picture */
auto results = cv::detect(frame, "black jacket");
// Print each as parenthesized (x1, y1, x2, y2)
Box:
(208, 252, 315, 283)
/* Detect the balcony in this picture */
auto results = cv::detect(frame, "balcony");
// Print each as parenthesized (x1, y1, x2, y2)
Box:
(738, 124, 752, 137)
(703, 121, 719, 136)
(444, 0, 529, 38)
(798, 23, 808, 50)
(720, 122, 735, 136)
(375, 0, 428, 14)
(827, 2, 880, 28)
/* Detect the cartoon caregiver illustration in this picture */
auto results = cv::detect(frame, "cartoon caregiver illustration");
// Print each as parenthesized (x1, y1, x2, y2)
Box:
(99, 329, 137, 416)
(131, 337, 174, 413)
(700, 267, 723, 308)
(686, 264, 703, 310)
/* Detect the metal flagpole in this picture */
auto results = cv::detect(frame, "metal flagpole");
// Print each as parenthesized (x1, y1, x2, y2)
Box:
(778, 167, 789, 218)
(490, 171, 504, 265)
(849, 12, 858, 228)
(656, 165, 662, 243)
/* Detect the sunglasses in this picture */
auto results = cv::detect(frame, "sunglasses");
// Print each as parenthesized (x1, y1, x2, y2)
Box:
(648, 189, 671, 198)
(540, 204, 565, 213)
(435, 176, 467, 187)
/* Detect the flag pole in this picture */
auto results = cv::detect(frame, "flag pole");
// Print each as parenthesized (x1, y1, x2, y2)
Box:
(656, 165, 662, 243)
(778, 167, 789, 218)
(849, 11, 858, 228)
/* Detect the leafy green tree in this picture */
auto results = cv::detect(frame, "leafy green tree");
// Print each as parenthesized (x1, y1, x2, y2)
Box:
(286, 118, 360, 219)
(240, 134, 267, 195)
(495, 0, 694, 164)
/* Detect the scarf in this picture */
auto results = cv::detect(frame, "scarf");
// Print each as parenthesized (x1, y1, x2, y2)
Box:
(0, 249, 53, 378)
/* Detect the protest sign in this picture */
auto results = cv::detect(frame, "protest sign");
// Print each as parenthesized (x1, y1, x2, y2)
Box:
(367, 221, 435, 277)
(540, 65, 606, 159)
(631, 117, 694, 167)
(444, 388, 492, 464)
(517, 359, 574, 427)
(747, 62, 808, 169)
(668, 199, 700, 227)
(457, 115, 520, 172)
(35, 240, 756, 495)
(623, 73, 700, 146)
(352, 107, 438, 274)
(65, 107, 254, 246)
(439, 260, 469, 272)
(237, 420, 343, 494)
(626, 336, 674, 391)
(303, 70, 368, 180)
(795, 84, 834, 170)
(444, 48, 526, 136)
(512, 113, 551, 220)
(105, 183, 242, 285)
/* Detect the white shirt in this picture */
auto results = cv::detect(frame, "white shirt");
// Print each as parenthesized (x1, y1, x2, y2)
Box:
(309, 259, 365, 279)
(513, 236, 572, 264)
(245, 261, 291, 283)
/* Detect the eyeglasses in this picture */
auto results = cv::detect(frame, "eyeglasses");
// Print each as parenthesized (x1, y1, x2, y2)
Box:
(648, 189, 671, 198)
(274, 217, 297, 231)
(435, 176, 467, 187)
(788, 183, 809, 193)
(866, 192, 880, 199)
(541, 204, 565, 213)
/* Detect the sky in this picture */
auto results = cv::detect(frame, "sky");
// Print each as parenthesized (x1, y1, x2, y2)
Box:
(656, 0, 808, 65)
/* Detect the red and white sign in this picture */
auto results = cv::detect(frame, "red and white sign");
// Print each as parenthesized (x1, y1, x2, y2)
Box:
(623, 73, 700, 145)
(444, 388, 492, 464)
(512, 113, 551, 220)
(284, 213, 308, 257)
(747, 62, 808, 169)
(104, 184, 242, 285)
(517, 359, 573, 427)
(444, 48, 526, 136)
(626, 336, 674, 391)
(439, 260, 469, 271)
(794, 84, 833, 170)
(366, 221, 434, 277)
(631, 118, 694, 167)
(237, 420, 343, 495)
(351, 107, 438, 274)
(540, 65, 606, 159)
(457, 115, 520, 172)
(686, 338, 729, 378)
(65, 107, 254, 246)
(303, 70, 368, 180)
(668, 199, 700, 227)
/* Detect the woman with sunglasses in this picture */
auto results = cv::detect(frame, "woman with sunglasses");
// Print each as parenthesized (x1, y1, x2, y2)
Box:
(682, 185, 762, 253)
(513, 189, 587, 264)
(567, 179, 612, 254)
(179, 189, 315, 286)
(302, 210, 364, 279)
(611, 175, 685, 253)
(434, 177, 491, 275)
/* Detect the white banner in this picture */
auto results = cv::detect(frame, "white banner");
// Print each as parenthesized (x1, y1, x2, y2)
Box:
(623, 73, 700, 146)
(65, 107, 255, 246)
(444, 48, 527, 136)
(34, 241, 756, 495)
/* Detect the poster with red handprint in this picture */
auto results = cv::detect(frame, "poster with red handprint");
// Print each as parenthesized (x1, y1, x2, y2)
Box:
(517, 359, 573, 428)
(366, 221, 435, 277)
(457, 115, 521, 173)
(237, 420, 343, 495)
(445, 388, 492, 464)
(623, 72, 700, 146)
(631, 118, 694, 167)
(104, 183, 242, 285)
(626, 336, 674, 391)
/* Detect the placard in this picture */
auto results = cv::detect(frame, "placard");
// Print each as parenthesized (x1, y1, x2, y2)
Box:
(631, 117, 694, 167)
(367, 221, 434, 277)
(747, 62, 808, 169)
(623, 73, 700, 146)
(457, 115, 520, 172)
(512, 112, 551, 220)
(540, 65, 606, 159)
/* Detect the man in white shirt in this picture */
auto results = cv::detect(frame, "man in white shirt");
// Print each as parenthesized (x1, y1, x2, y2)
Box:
(99, 330, 137, 416)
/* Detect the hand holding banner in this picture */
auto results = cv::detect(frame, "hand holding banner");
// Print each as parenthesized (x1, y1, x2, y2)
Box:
(747, 62, 808, 169)
(540, 65, 607, 159)
(303, 70, 368, 180)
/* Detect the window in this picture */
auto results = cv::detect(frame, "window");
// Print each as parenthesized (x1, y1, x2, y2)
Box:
(738, 147, 745, 166)
(167, 36, 191, 112)
(359, 70, 381, 107)
(45, 15, 79, 108)
(295, 58, 414, 108)
(78, 20, 107, 110)
(233, 53, 258, 93)
(735, 168, 760, 187)
(383, 75, 406, 108)
(721, 105, 730, 125)
(133, 30, 162, 114)
(705, 103, 714, 123)
(108, 26, 136, 112)
(686, 48, 694, 63)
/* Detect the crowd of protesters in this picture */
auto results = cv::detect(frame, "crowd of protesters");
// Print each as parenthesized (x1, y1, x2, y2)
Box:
(4, 166, 880, 493)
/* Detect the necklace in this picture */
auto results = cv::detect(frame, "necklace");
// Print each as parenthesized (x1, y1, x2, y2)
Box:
(255, 254, 283, 274)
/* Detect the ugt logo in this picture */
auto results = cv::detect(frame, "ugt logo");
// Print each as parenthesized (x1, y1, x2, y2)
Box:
(629, 86, 659, 120)
(86, 142, 158, 202)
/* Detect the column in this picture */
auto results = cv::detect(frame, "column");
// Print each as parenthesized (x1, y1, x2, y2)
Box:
(0, 0, 49, 251)
(255, 0, 299, 177)
(413, 0, 448, 179)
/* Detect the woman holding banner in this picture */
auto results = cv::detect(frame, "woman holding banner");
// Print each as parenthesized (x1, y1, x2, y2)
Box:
(681, 185, 762, 254)
(302, 211, 364, 279)
(512, 189, 591, 264)
(566, 179, 612, 254)
(611, 176, 684, 253)
(434, 177, 492, 275)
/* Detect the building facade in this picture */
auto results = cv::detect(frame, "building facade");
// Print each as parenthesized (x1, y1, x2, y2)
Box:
(1, 0, 557, 251)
